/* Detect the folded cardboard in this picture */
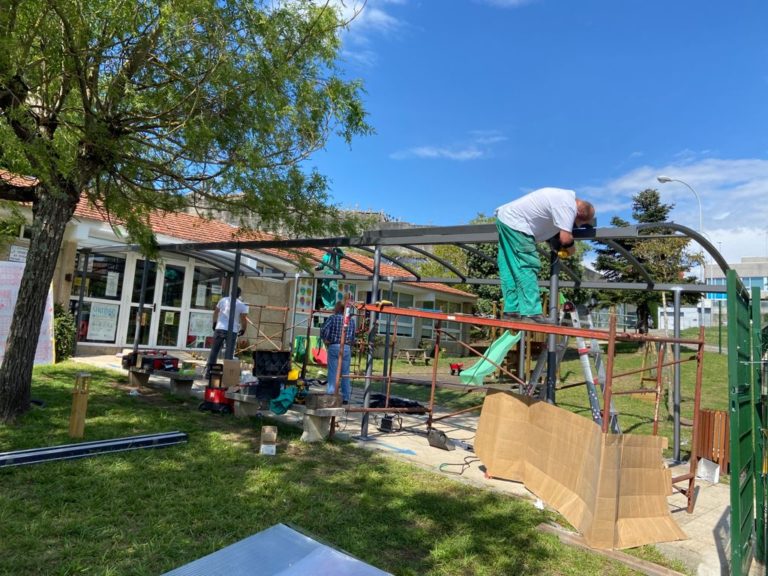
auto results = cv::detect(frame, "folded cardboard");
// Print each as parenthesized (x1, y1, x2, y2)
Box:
(475, 389, 686, 550)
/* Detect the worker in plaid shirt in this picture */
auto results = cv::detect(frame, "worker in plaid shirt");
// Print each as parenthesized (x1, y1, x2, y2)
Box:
(320, 301, 356, 404)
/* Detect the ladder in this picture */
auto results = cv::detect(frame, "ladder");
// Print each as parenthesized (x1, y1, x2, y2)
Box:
(564, 303, 621, 433)
(526, 333, 569, 398)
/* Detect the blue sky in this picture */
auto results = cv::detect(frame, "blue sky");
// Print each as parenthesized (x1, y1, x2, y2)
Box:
(313, 0, 768, 264)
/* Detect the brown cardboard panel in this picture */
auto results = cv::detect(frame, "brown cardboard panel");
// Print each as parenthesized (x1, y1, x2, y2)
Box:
(221, 359, 242, 388)
(475, 389, 687, 550)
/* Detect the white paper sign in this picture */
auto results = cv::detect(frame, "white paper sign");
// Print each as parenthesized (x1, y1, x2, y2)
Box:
(86, 302, 119, 341)
(8, 245, 28, 263)
(105, 271, 119, 297)
(188, 311, 213, 336)
(195, 283, 207, 307)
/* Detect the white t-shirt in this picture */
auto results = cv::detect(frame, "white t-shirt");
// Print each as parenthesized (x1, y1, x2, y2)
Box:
(495, 187, 577, 241)
(215, 296, 249, 332)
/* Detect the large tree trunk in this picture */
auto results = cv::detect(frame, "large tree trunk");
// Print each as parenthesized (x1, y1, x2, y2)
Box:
(0, 188, 79, 422)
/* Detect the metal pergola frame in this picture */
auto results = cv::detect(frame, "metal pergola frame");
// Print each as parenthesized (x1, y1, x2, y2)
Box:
(84, 220, 733, 290)
(78, 220, 734, 455)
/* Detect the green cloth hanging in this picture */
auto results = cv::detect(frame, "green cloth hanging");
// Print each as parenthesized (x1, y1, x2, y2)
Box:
(317, 248, 343, 309)
(269, 386, 298, 415)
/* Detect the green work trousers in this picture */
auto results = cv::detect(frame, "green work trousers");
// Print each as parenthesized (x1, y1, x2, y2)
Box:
(496, 219, 542, 316)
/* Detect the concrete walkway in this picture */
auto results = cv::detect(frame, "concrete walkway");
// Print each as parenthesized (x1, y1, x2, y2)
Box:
(74, 352, 762, 576)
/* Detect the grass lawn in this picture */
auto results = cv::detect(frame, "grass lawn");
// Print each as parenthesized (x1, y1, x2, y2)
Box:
(0, 362, 690, 575)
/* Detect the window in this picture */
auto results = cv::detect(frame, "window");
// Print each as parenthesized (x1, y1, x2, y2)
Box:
(70, 252, 127, 344)
(436, 300, 462, 340)
(71, 253, 126, 301)
(377, 290, 414, 337)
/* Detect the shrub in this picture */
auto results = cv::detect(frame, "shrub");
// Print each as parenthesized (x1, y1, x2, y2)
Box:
(54, 303, 77, 362)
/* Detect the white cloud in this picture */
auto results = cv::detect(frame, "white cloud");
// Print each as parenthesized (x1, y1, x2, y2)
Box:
(580, 156, 768, 264)
(319, 0, 408, 67)
(391, 130, 507, 161)
(392, 146, 483, 161)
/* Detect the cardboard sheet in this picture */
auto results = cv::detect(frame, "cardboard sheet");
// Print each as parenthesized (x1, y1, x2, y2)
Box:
(475, 389, 687, 549)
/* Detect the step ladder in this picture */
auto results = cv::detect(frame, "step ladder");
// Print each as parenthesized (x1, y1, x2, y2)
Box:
(563, 303, 621, 433)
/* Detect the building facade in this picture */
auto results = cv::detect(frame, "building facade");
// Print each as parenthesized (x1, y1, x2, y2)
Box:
(4, 199, 476, 357)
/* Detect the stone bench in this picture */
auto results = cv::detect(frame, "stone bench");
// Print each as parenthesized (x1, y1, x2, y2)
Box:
(128, 367, 197, 398)
(225, 391, 345, 443)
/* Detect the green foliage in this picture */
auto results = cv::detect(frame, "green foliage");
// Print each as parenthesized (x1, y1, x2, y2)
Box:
(416, 244, 469, 289)
(0, 0, 372, 247)
(0, 0, 373, 420)
(0, 203, 25, 247)
(593, 188, 700, 317)
(52, 303, 76, 362)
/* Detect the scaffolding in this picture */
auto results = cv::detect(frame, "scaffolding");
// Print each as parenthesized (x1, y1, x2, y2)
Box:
(343, 302, 704, 512)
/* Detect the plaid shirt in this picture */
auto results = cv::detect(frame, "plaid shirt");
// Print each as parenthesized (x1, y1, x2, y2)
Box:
(320, 312, 356, 346)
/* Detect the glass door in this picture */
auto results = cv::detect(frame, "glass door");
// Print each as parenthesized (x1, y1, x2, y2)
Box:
(155, 262, 187, 347)
(125, 259, 188, 347)
(125, 260, 157, 346)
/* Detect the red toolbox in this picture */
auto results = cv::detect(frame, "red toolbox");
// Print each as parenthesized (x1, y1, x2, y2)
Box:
(140, 352, 179, 371)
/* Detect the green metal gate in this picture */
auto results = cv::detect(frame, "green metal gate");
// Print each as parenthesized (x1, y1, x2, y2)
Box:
(727, 274, 766, 575)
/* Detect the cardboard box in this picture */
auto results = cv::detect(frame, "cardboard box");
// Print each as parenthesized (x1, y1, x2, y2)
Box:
(475, 389, 687, 550)
(221, 359, 241, 388)
(260, 425, 277, 456)
(261, 425, 278, 443)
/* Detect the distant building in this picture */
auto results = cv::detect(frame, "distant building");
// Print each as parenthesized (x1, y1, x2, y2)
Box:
(705, 256, 768, 301)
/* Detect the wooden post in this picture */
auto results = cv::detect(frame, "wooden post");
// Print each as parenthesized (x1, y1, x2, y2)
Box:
(68, 372, 91, 438)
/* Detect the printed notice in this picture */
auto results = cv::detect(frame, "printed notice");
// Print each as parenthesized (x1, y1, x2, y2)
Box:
(86, 302, 119, 341)
(195, 283, 207, 307)
(105, 271, 119, 297)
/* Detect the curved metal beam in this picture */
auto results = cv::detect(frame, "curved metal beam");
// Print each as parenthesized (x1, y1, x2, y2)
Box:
(402, 244, 466, 282)
(601, 239, 655, 286)
(338, 251, 375, 274)
(358, 246, 422, 280)
(455, 243, 496, 267)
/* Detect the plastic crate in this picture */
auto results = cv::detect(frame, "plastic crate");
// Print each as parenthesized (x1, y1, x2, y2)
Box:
(252, 351, 291, 377)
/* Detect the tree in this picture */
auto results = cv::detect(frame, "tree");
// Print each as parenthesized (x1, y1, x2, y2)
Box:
(0, 0, 371, 421)
(593, 189, 699, 330)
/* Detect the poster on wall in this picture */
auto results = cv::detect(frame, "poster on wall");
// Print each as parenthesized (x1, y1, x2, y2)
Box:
(337, 282, 356, 303)
(295, 278, 314, 312)
(0, 261, 54, 365)
(86, 302, 119, 341)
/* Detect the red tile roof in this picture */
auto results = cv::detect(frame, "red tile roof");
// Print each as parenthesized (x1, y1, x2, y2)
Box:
(3, 168, 473, 298)
(0, 169, 38, 188)
(74, 198, 475, 299)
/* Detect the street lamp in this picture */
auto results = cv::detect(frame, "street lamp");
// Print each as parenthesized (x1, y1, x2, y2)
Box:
(656, 175, 703, 234)
(657, 176, 705, 463)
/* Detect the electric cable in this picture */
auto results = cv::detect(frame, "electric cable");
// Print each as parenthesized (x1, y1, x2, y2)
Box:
(438, 455, 481, 476)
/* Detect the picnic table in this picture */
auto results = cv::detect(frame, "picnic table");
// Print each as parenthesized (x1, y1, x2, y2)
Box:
(396, 348, 430, 365)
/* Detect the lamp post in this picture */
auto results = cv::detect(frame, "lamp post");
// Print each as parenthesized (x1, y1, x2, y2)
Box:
(657, 174, 706, 289)
(656, 175, 703, 235)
